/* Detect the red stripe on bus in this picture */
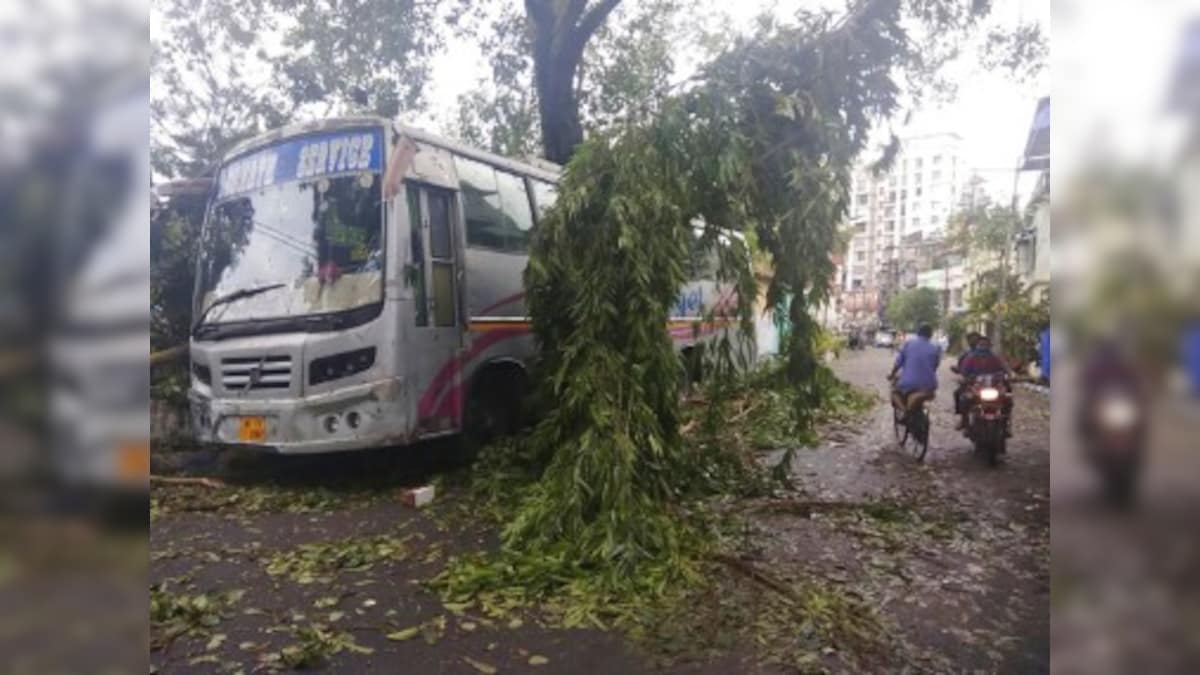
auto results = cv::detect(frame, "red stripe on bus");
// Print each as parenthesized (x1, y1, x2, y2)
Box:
(416, 326, 529, 419)
(420, 316, 729, 424)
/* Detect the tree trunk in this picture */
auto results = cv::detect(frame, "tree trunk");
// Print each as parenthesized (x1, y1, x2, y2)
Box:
(525, 0, 622, 164)
(535, 61, 584, 164)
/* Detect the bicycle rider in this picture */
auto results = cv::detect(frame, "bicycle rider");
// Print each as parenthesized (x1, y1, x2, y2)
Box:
(888, 324, 942, 421)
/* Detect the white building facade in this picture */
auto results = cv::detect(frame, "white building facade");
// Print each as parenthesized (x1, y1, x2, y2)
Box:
(836, 132, 967, 327)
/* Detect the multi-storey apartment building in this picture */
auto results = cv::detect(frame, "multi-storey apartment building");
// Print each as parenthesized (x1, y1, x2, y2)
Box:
(836, 132, 966, 326)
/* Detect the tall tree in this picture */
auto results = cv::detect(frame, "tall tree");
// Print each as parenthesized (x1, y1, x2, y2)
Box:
(886, 287, 942, 331)
(152, 0, 454, 179)
(523, 0, 624, 163)
(476, 0, 1049, 587)
(453, 6, 542, 158)
(456, 0, 689, 160)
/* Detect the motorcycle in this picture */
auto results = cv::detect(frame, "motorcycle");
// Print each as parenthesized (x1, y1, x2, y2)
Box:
(1080, 385, 1145, 505)
(954, 368, 1012, 466)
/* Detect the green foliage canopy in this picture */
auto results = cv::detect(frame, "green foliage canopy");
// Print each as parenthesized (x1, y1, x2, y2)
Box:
(886, 287, 942, 331)
(447, 0, 1039, 600)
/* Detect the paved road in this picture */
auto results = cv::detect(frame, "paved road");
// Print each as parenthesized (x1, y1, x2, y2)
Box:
(756, 346, 1051, 672)
(150, 347, 1053, 673)
(1048, 356, 1200, 674)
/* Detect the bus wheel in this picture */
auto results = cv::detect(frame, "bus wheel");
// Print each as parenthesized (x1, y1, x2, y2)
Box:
(679, 347, 704, 396)
(458, 376, 523, 463)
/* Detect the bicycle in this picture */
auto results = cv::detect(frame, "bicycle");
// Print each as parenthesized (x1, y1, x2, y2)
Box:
(889, 378, 931, 462)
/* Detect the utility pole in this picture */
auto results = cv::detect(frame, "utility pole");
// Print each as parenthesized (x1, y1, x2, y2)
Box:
(943, 257, 950, 316)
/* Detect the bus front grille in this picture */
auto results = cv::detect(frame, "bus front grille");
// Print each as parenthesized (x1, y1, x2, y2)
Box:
(220, 355, 292, 391)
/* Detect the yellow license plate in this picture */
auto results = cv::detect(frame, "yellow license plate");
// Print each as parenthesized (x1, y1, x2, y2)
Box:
(238, 416, 267, 442)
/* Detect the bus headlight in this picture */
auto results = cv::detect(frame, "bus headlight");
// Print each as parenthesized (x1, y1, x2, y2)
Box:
(309, 347, 376, 385)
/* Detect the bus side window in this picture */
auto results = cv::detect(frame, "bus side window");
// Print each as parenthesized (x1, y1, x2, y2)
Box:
(453, 154, 534, 252)
(494, 169, 533, 251)
(454, 155, 506, 250)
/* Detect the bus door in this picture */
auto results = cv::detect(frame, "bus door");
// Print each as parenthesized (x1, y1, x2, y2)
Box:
(405, 182, 463, 434)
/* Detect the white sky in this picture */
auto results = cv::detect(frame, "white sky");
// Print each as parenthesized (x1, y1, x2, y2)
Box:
(1053, 0, 1199, 181)
(413, 0, 1051, 203)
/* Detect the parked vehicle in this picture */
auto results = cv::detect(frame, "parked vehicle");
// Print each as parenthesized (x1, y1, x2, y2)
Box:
(874, 331, 895, 348)
(188, 117, 748, 455)
(960, 372, 1012, 466)
(50, 84, 150, 491)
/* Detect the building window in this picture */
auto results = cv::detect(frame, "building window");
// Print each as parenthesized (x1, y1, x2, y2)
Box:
(886, 219, 895, 231)
(916, 186, 923, 197)
(857, 192, 869, 205)
(856, 251, 866, 261)
(933, 155, 942, 164)
(915, 158, 923, 169)
(932, 170, 942, 181)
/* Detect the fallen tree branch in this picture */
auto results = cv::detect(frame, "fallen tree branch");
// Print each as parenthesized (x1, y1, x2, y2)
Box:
(750, 499, 877, 517)
(710, 552, 802, 604)
(728, 399, 763, 424)
(150, 475, 225, 489)
(151, 344, 188, 367)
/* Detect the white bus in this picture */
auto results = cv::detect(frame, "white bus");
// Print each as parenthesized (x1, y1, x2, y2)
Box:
(189, 117, 745, 454)
(51, 85, 151, 489)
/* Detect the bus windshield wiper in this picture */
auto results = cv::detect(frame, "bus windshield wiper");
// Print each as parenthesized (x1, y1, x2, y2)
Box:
(192, 283, 286, 332)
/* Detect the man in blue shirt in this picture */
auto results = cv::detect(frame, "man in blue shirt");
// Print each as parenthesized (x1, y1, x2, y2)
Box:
(889, 324, 943, 417)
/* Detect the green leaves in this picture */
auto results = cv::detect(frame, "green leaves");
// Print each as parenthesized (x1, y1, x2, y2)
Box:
(275, 624, 373, 669)
(385, 626, 421, 641)
(264, 533, 410, 584)
(150, 584, 244, 650)
(463, 656, 500, 674)
(886, 288, 943, 331)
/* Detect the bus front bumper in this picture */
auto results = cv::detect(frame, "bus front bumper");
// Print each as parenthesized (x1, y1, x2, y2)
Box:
(189, 376, 412, 455)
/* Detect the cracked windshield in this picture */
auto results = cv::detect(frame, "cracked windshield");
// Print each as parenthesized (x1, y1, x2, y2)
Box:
(196, 129, 384, 328)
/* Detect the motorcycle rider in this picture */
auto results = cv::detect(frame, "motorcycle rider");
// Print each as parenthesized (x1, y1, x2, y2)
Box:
(952, 332, 981, 420)
(955, 335, 1011, 432)
(888, 324, 942, 421)
(1077, 338, 1148, 505)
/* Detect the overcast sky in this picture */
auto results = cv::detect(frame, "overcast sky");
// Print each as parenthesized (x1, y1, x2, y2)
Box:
(1053, 0, 1198, 182)
(413, 0, 1051, 202)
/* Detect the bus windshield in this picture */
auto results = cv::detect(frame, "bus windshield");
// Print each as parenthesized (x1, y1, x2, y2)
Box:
(195, 128, 384, 334)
